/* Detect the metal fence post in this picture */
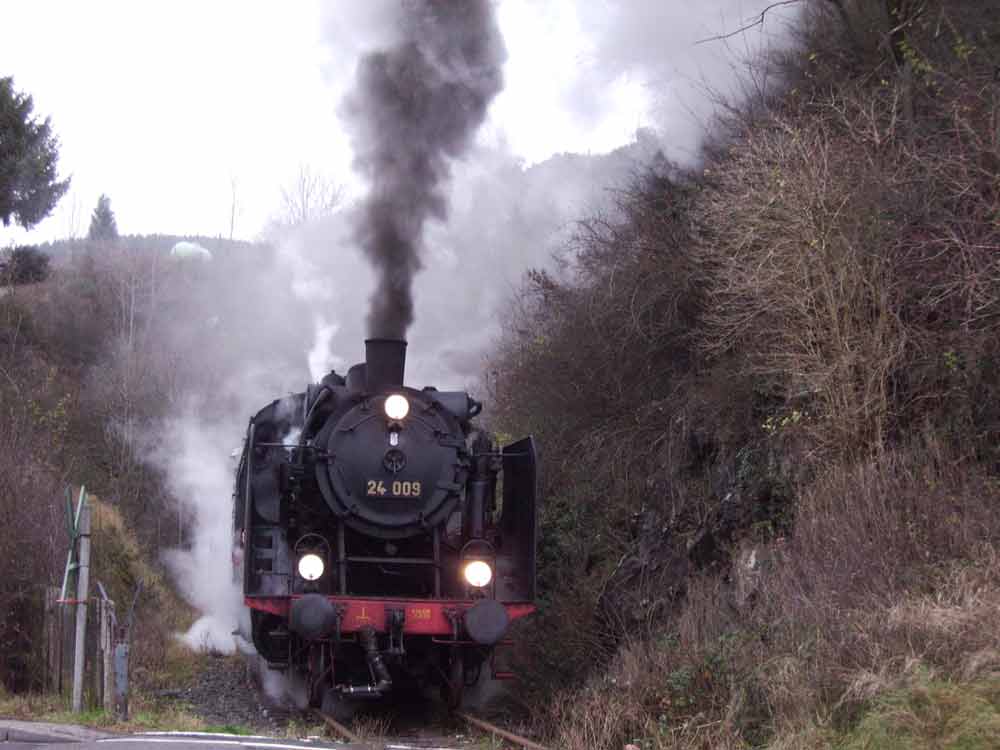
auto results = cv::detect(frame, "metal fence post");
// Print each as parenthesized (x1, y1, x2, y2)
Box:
(113, 638, 129, 721)
(98, 595, 116, 714)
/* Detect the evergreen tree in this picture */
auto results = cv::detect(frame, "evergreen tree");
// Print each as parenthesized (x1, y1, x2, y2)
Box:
(0, 77, 70, 229)
(88, 194, 118, 241)
(0, 245, 50, 284)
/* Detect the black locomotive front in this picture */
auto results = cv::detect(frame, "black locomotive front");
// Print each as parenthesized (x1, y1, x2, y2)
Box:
(233, 339, 536, 714)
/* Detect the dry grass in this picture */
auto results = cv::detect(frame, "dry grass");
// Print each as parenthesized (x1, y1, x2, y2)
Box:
(838, 678, 1000, 750)
(0, 684, 211, 734)
(349, 714, 392, 743)
(741, 449, 1000, 738)
(87, 496, 197, 693)
(282, 718, 329, 741)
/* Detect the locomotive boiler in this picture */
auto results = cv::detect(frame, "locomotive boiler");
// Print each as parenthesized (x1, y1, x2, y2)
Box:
(233, 339, 536, 717)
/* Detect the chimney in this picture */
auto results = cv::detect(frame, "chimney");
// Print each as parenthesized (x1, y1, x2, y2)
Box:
(365, 338, 407, 392)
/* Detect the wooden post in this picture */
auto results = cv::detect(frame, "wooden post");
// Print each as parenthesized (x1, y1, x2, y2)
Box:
(71, 502, 91, 712)
(44, 587, 60, 693)
(61, 603, 74, 695)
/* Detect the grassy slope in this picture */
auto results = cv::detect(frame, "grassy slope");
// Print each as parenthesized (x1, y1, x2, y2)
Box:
(487, 2, 1000, 748)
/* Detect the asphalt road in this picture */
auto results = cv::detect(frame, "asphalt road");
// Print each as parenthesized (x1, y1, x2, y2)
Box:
(89, 732, 356, 749)
(0, 724, 362, 750)
(0, 724, 464, 750)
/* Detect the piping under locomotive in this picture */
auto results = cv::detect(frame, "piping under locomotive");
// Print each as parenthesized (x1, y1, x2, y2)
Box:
(233, 339, 536, 715)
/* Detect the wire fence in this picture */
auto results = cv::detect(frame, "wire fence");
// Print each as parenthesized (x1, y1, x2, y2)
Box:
(0, 586, 115, 711)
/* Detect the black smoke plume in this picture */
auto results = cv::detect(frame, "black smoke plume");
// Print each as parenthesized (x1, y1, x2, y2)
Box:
(343, 1, 506, 339)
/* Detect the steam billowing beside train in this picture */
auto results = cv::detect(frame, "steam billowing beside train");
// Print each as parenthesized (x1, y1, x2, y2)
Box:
(233, 339, 536, 717)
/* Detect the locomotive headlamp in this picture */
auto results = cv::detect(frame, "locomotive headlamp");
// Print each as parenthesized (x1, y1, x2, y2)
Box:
(384, 394, 410, 420)
(297, 553, 325, 581)
(462, 560, 493, 588)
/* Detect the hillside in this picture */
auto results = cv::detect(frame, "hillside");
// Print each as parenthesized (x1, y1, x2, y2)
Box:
(487, 1, 1000, 747)
(0, 233, 273, 695)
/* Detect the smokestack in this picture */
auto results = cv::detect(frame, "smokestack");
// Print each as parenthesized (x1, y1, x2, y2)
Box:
(365, 338, 407, 392)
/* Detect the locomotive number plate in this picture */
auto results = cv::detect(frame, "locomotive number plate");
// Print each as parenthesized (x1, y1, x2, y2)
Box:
(366, 479, 423, 498)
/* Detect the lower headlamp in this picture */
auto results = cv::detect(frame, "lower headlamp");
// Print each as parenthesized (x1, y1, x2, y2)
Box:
(462, 560, 493, 588)
(298, 553, 325, 581)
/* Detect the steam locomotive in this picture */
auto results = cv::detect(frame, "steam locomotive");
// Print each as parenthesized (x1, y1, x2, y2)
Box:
(233, 339, 536, 717)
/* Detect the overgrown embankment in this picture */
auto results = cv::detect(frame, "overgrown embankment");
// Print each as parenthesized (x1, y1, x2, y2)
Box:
(488, 2, 1000, 747)
(0, 237, 251, 718)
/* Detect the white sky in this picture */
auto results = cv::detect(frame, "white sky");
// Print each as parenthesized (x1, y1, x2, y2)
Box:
(1, 0, 793, 245)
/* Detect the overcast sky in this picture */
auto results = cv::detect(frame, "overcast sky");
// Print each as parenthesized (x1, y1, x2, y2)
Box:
(1, 0, 797, 247)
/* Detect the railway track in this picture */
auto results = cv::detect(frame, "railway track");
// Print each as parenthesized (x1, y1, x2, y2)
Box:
(454, 712, 548, 750)
(318, 709, 549, 750)
(318, 711, 363, 745)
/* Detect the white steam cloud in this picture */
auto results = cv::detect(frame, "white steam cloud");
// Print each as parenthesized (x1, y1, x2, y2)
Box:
(157, 412, 247, 654)
(308, 316, 342, 382)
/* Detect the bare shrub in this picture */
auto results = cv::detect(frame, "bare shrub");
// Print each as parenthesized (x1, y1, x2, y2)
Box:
(696, 63, 1000, 459)
(0, 305, 68, 692)
(697, 100, 907, 455)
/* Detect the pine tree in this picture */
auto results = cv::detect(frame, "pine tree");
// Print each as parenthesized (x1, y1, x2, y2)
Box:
(0, 245, 50, 284)
(88, 194, 118, 241)
(0, 77, 70, 229)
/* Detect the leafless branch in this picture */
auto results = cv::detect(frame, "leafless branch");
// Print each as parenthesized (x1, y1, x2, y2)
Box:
(696, 0, 803, 45)
(279, 164, 343, 228)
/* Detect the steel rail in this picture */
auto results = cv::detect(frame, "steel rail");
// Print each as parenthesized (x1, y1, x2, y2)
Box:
(319, 711, 365, 746)
(457, 711, 550, 750)
(319, 707, 549, 750)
